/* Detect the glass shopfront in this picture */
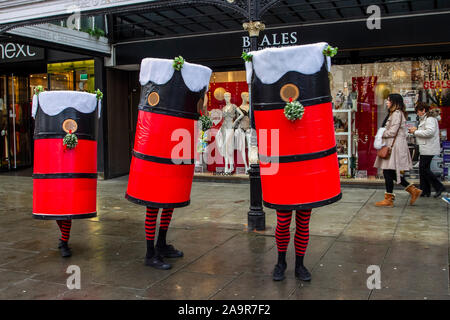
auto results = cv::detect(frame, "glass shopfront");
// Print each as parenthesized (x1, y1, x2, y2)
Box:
(0, 59, 96, 171)
(0, 74, 33, 170)
(330, 57, 450, 181)
(47, 60, 95, 92)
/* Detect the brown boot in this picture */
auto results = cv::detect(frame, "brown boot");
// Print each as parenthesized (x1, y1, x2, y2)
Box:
(405, 184, 422, 205)
(375, 193, 395, 207)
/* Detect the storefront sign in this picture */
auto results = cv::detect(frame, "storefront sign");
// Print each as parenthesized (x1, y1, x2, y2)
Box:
(0, 43, 44, 63)
(242, 31, 298, 52)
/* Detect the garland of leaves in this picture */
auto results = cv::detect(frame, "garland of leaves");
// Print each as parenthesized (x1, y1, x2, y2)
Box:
(173, 56, 185, 71)
(284, 98, 305, 121)
(241, 51, 253, 62)
(323, 45, 338, 57)
(197, 111, 212, 153)
(63, 130, 78, 150)
(199, 113, 212, 132)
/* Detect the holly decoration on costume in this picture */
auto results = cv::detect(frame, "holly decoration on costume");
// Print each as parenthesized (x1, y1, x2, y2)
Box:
(34, 85, 44, 95)
(95, 89, 103, 100)
(284, 97, 304, 121)
(173, 56, 185, 71)
(323, 45, 338, 57)
(241, 51, 253, 62)
(63, 130, 78, 150)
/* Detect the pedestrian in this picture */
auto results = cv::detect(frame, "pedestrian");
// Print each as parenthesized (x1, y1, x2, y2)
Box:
(374, 93, 422, 207)
(408, 103, 446, 198)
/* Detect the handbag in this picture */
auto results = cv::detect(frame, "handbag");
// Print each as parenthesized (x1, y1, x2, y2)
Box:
(376, 116, 402, 160)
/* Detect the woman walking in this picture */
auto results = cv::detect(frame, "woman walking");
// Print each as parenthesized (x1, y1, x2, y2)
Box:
(409, 103, 445, 198)
(374, 93, 422, 207)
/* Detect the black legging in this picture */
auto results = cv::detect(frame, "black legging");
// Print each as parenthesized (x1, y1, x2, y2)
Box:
(383, 169, 410, 193)
(419, 155, 444, 194)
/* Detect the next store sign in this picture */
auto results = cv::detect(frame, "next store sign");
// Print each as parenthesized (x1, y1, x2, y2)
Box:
(0, 43, 44, 63)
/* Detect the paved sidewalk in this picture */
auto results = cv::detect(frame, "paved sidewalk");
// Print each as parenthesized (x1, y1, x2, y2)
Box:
(0, 175, 449, 300)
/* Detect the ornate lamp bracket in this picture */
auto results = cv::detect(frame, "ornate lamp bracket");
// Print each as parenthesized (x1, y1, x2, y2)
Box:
(243, 21, 265, 37)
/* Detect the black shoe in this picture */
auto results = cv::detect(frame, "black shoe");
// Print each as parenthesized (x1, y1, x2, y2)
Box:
(295, 265, 312, 281)
(272, 263, 287, 281)
(421, 192, 431, 197)
(156, 244, 184, 258)
(434, 186, 446, 198)
(144, 255, 172, 270)
(58, 240, 72, 258)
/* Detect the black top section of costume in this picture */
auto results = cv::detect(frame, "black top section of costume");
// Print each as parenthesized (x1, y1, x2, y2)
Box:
(139, 70, 206, 120)
(251, 61, 332, 109)
(34, 105, 98, 140)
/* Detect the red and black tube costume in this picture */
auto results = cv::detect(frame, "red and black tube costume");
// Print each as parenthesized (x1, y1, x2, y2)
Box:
(32, 91, 99, 220)
(249, 44, 342, 211)
(126, 59, 211, 208)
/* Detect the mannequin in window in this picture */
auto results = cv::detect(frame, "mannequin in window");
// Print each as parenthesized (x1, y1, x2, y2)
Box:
(234, 91, 250, 173)
(216, 92, 243, 174)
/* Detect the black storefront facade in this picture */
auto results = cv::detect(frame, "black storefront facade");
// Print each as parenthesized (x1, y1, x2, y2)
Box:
(104, 11, 450, 181)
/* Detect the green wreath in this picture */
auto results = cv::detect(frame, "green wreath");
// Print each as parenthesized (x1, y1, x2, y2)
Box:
(241, 51, 253, 62)
(34, 85, 44, 95)
(63, 131, 78, 150)
(323, 45, 338, 57)
(173, 56, 185, 71)
(284, 98, 305, 121)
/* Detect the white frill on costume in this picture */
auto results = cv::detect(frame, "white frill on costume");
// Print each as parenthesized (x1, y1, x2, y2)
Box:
(32, 91, 101, 119)
(245, 42, 331, 84)
(139, 58, 212, 92)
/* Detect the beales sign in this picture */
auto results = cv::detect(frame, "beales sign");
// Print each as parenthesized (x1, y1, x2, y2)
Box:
(0, 43, 44, 63)
(242, 31, 298, 52)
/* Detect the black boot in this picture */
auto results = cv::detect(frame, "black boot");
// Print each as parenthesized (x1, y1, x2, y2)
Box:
(295, 255, 311, 281)
(145, 240, 171, 270)
(272, 252, 287, 281)
(156, 229, 183, 258)
(58, 239, 72, 258)
(156, 244, 184, 258)
(145, 254, 172, 270)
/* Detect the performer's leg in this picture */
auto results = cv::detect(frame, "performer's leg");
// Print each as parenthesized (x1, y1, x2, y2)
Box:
(294, 210, 312, 281)
(144, 207, 171, 270)
(273, 210, 292, 281)
(56, 220, 72, 257)
(156, 208, 183, 258)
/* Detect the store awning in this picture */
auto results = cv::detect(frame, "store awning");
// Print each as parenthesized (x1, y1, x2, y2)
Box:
(109, 0, 450, 43)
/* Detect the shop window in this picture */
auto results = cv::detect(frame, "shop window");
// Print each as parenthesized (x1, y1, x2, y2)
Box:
(47, 60, 95, 92)
(330, 58, 450, 180)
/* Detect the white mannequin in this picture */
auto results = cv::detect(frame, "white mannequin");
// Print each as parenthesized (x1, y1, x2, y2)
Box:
(216, 92, 243, 174)
(234, 92, 251, 173)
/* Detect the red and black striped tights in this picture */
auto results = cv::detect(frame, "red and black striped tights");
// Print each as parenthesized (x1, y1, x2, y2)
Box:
(275, 209, 312, 260)
(145, 207, 174, 257)
(56, 220, 72, 242)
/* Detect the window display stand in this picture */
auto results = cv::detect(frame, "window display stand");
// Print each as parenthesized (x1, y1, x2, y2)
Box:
(333, 109, 353, 178)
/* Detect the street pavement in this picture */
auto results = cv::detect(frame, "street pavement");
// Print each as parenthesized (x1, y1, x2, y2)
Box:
(0, 175, 449, 300)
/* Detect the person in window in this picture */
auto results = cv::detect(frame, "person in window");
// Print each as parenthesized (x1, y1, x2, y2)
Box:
(408, 103, 445, 198)
(374, 93, 422, 207)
